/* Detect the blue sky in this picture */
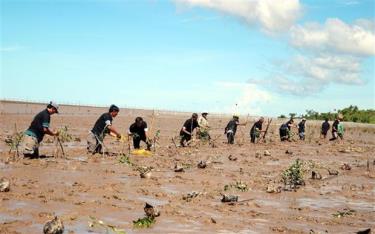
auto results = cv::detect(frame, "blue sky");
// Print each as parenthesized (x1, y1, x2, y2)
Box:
(1, 0, 374, 116)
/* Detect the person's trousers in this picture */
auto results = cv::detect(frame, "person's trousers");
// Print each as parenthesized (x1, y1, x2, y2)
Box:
(180, 133, 191, 147)
(22, 134, 39, 157)
(87, 132, 103, 154)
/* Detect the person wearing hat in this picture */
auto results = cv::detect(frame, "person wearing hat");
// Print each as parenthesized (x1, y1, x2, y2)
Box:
(87, 104, 121, 154)
(22, 101, 60, 158)
(330, 114, 344, 141)
(197, 112, 210, 140)
(250, 117, 266, 143)
(180, 113, 199, 147)
(128, 117, 152, 151)
(224, 115, 244, 144)
(298, 118, 307, 140)
(279, 118, 295, 141)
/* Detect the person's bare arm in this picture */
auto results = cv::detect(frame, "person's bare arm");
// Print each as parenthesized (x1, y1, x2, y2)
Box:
(108, 125, 121, 138)
(44, 127, 58, 136)
(182, 127, 191, 135)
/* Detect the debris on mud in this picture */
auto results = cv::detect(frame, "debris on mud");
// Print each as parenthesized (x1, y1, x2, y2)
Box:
(224, 181, 248, 192)
(285, 150, 293, 155)
(341, 163, 352, 170)
(332, 208, 356, 218)
(197, 160, 207, 169)
(228, 155, 238, 161)
(0, 177, 10, 192)
(356, 228, 371, 234)
(182, 191, 202, 202)
(174, 164, 185, 172)
(255, 151, 262, 159)
(144, 203, 160, 218)
(282, 159, 305, 190)
(221, 194, 239, 203)
(139, 166, 153, 179)
(328, 169, 339, 176)
(264, 150, 271, 156)
(311, 171, 322, 180)
(43, 216, 64, 234)
(88, 216, 126, 234)
(266, 184, 282, 193)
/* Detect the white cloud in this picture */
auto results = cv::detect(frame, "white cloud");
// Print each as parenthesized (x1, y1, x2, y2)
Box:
(214, 81, 272, 115)
(290, 18, 375, 56)
(248, 51, 368, 96)
(287, 54, 364, 84)
(174, 0, 302, 33)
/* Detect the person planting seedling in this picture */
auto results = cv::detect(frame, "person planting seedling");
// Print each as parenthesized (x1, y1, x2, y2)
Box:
(224, 115, 246, 144)
(298, 118, 307, 140)
(179, 113, 199, 147)
(128, 117, 152, 151)
(21, 101, 59, 158)
(197, 112, 211, 140)
(279, 118, 296, 141)
(87, 104, 121, 155)
(249, 117, 266, 143)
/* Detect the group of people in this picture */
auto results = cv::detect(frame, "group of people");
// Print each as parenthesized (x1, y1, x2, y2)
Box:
(22, 102, 152, 157)
(20, 102, 345, 157)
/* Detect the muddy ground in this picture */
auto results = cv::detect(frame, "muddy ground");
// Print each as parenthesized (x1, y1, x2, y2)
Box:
(0, 103, 374, 234)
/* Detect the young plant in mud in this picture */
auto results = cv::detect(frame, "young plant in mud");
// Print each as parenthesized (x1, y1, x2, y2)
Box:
(332, 208, 356, 218)
(224, 181, 248, 192)
(57, 126, 73, 143)
(282, 159, 305, 189)
(5, 131, 24, 156)
(118, 153, 132, 165)
(133, 203, 160, 229)
(133, 216, 155, 229)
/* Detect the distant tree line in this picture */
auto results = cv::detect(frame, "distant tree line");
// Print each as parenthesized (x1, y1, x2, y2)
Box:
(278, 105, 375, 124)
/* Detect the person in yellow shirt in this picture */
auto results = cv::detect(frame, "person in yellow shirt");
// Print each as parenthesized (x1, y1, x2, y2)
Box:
(197, 112, 210, 140)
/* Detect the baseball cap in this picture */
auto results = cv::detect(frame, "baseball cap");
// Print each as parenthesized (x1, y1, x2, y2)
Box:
(49, 101, 59, 113)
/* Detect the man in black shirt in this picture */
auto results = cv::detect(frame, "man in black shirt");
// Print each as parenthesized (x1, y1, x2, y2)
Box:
(87, 104, 121, 154)
(22, 102, 59, 157)
(225, 115, 241, 144)
(298, 118, 306, 140)
(250, 117, 265, 143)
(128, 117, 151, 150)
(329, 115, 343, 141)
(180, 113, 199, 147)
(320, 118, 330, 139)
(280, 118, 294, 141)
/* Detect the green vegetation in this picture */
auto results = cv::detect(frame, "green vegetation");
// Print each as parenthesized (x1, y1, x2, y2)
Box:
(133, 217, 155, 228)
(57, 126, 73, 142)
(332, 209, 356, 218)
(278, 105, 375, 124)
(5, 131, 24, 155)
(224, 181, 249, 192)
(282, 159, 305, 189)
(118, 154, 132, 165)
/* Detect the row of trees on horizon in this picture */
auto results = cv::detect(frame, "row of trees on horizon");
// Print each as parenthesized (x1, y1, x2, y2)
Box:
(278, 105, 375, 124)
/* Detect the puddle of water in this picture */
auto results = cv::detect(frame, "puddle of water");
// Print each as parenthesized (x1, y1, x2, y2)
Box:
(161, 185, 180, 194)
(298, 197, 374, 211)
